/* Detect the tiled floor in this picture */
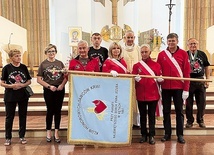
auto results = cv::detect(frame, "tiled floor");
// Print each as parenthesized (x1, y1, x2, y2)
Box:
(1, 136, 214, 155)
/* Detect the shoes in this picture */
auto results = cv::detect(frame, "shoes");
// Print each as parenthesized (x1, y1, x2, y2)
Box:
(177, 135, 185, 144)
(46, 137, 52, 142)
(139, 136, 147, 143)
(149, 136, 155, 145)
(20, 138, 27, 144)
(133, 125, 140, 129)
(4, 139, 11, 146)
(186, 123, 193, 128)
(161, 135, 171, 142)
(198, 123, 206, 128)
(54, 137, 61, 143)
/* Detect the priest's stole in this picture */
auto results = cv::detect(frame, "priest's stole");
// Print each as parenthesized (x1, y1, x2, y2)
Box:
(67, 74, 134, 147)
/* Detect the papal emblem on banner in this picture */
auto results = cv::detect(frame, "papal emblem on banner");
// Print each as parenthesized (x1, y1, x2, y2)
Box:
(67, 74, 134, 147)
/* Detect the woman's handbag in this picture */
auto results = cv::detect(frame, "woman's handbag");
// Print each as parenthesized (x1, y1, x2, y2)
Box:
(25, 86, 34, 97)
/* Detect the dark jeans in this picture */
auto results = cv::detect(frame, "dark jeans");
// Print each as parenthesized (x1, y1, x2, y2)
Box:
(186, 82, 206, 124)
(162, 89, 184, 137)
(44, 87, 65, 130)
(5, 99, 29, 139)
(138, 100, 158, 137)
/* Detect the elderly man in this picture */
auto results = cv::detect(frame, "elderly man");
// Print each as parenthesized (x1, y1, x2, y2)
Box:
(186, 38, 210, 128)
(121, 30, 141, 127)
(69, 40, 100, 72)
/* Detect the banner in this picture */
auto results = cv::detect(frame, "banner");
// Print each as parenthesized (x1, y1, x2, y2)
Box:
(67, 74, 134, 147)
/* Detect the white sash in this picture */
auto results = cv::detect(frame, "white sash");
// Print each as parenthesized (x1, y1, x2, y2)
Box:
(139, 60, 160, 90)
(139, 60, 163, 117)
(108, 57, 127, 73)
(139, 60, 156, 78)
(164, 50, 183, 79)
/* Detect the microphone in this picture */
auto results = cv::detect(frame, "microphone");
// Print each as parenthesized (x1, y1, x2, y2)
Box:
(8, 33, 13, 50)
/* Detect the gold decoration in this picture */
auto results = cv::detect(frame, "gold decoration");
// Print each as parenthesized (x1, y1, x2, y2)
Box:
(100, 25, 110, 42)
(110, 25, 123, 42)
(101, 24, 132, 42)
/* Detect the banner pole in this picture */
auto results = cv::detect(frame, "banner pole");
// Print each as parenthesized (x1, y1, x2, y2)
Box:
(56, 70, 213, 82)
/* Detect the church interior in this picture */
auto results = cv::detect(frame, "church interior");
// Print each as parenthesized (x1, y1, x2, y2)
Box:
(0, 0, 214, 154)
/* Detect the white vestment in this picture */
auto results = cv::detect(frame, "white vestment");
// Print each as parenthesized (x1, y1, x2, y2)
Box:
(122, 44, 141, 126)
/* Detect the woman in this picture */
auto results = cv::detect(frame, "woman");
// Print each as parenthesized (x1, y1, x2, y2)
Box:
(37, 44, 67, 143)
(1, 49, 32, 146)
(102, 42, 128, 76)
(132, 44, 163, 145)
(69, 40, 100, 72)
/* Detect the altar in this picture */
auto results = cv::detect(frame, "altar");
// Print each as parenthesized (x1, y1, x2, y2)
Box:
(0, 16, 27, 67)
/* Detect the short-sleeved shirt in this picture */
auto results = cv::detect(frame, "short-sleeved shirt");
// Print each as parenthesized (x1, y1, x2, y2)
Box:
(187, 50, 210, 78)
(37, 59, 65, 86)
(1, 63, 32, 102)
(88, 46, 108, 70)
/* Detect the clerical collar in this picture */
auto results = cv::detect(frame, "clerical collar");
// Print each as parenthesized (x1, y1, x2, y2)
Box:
(124, 44, 135, 52)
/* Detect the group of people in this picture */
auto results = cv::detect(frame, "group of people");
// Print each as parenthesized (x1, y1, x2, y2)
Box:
(0, 31, 210, 146)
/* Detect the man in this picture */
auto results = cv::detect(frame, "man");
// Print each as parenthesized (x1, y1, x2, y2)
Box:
(121, 30, 141, 127)
(69, 40, 100, 72)
(122, 30, 141, 73)
(186, 38, 210, 128)
(88, 33, 108, 71)
(157, 33, 190, 144)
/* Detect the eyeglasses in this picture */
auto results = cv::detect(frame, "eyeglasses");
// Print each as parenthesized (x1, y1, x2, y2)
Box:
(47, 50, 56, 53)
(189, 43, 198, 46)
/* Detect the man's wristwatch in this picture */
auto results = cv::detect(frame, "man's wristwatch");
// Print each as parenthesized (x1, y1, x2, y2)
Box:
(47, 85, 50, 89)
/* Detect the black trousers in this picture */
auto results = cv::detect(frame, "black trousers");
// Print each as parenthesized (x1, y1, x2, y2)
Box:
(44, 87, 65, 130)
(138, 100, 158, 137)
(5, 99, 29, 139)
(162, 89, 184, 136)
(186, 82, 206, 124)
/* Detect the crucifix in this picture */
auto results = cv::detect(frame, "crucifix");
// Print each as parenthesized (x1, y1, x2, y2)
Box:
(165, 0, 175, 33)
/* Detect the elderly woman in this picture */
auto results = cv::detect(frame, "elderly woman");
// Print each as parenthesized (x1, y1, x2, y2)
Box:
(132, 44, 163, 145)
(37, 44, 67, 143)
(102, 42, 128, 76)
(69, 40, 100, 72)
(1, 49, 32, 146)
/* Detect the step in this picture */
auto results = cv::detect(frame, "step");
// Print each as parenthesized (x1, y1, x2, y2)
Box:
(0, 96, 214, 105)
(0, 97, 214, 113)
(1, 127, 214, 139)
(0, 104, 214, 116)
(0, 97, 69, 106)
(0, 114, 214, 138)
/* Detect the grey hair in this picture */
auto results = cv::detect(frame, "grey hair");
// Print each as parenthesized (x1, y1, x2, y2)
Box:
(187, 38, 199, 45)
(140, 44, 151, 51)
(78, 40, 88, 47)
(124, 30, 135, 37)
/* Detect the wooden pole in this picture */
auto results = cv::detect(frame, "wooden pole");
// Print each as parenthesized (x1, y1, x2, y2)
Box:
(62, 70, 212, 82)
